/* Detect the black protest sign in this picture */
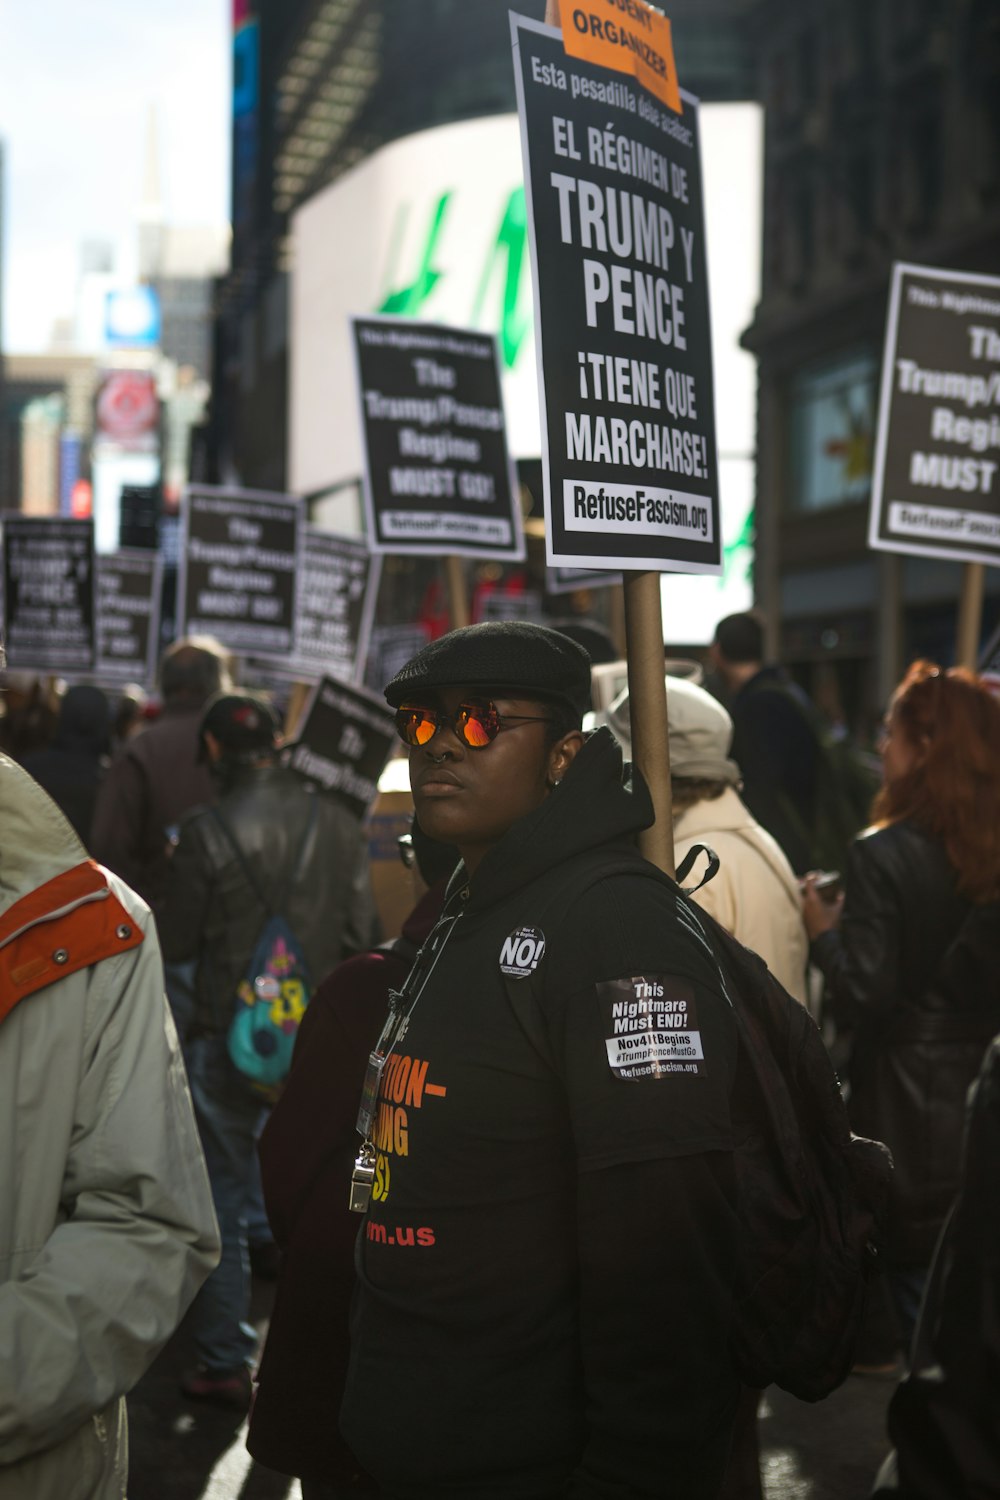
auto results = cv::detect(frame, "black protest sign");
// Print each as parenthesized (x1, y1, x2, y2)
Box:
(1, 516, 95, 672)
(95, 550, 163, 687)
(287, 676, 396, 820)
(869, 264, 1000, 567)
(353, 317, 524, 560)
(547, 564, 623, 593)
(511, 13, 720, 574)
(178, 485, 301, 658)
(288, 529, 381, 684)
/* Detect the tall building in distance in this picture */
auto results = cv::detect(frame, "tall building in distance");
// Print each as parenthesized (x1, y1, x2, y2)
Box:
(212, 0, 999, 718)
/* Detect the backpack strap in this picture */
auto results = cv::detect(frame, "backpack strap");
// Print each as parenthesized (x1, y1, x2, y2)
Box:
(675, 842, 721, 895)
(210, 795, 319, 921)
(499, 850, 725, 1072)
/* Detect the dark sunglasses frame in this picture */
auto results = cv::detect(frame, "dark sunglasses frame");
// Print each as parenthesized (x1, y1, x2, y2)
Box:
(394, 700, 553, 750)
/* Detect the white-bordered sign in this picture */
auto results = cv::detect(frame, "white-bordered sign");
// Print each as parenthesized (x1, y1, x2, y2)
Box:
(1, 515, 95, 673)
(177, 484, 302, 659)
(511, 11, 720, 574)
(352, 315, 525, 561)
(869, 263, 1000, 568)
(287, 528, 381, 684)
(95, 549, 163, 688)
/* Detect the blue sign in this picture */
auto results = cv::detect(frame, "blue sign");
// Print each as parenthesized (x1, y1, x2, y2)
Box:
(105, 287, 161, 348)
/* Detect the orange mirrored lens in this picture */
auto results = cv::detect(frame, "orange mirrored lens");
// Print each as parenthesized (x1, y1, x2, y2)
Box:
(462, 714, 493, 747)
(395, 708, 438, 746)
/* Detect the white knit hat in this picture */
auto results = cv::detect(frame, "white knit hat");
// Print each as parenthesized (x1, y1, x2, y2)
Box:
(605, 675, 740, 784)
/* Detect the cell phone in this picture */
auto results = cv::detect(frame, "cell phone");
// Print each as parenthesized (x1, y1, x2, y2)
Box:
(812, 871, 842, 904)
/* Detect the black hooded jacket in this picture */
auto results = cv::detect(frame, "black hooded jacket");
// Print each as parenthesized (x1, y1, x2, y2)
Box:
(340, 729, 741, 1499)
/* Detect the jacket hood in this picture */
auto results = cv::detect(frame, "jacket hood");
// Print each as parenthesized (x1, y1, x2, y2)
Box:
(0, 754, 87, 913)
(55, 685, 112, 755)
(463, 727, 653, 911)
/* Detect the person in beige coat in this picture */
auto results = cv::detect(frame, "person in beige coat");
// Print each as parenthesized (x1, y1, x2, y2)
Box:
(0, 752, 220, 1500)
(605, 674, 809, 1004)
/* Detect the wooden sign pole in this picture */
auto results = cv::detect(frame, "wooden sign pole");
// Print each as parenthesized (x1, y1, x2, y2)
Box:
(956, 562, 985, 671)
(623, 572, 675, 877)
(284, 680, 312, 742)
(543, 0, 674, 878)
(445, 555, 470, 630)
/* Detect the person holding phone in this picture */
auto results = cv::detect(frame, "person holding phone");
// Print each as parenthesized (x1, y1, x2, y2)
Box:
(802, 661, 1000, 1351)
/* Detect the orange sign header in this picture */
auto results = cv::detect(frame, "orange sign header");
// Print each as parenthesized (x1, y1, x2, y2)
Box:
(557, 0, 682, 115)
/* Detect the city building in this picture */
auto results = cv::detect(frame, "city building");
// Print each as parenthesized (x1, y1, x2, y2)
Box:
(743, 0, 1000, 718)
(212, 0, 755, 493)
(213, 0, 999, 721)
(1, 353, 99, 516)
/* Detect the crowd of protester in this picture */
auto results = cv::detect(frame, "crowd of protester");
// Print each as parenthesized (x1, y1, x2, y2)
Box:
(2, 610, 999, 1499)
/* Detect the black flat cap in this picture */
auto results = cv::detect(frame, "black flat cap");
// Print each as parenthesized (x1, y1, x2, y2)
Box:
(384, 621, 592, 721)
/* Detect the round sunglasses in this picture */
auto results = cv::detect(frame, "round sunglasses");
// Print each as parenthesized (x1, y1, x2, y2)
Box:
(395, 700, 553, 750)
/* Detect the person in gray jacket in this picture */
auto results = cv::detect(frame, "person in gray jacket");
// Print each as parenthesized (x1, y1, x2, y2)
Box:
(0, 750, 220, 1500)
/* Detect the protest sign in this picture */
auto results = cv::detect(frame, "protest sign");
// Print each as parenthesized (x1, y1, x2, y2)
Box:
(352, 317, 524, 561)
(364, 623, 432, 697)
(1, 516, 95, 673)
(869, 263, 1000, 569)
(512, 10, 719, 577)
(547, 564, 623, 593)
(178, 485, 301, 659)
(287, 675, 397, 821)
(94, 550, 163, 687)
(287, 528, 381, 683)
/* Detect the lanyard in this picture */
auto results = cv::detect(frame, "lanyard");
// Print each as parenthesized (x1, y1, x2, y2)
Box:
(349, 896, 464, 1212)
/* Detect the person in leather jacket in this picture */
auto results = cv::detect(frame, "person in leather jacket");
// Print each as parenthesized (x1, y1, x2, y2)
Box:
(160, 691, 377, 1405)
(871, 1031, 1000, 1498)
(803, 661, 1000, 1349)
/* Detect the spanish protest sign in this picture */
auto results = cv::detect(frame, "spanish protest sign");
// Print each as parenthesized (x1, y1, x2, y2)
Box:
(287, 675, 397, 821)
(511, 9, 719, 574)
(177, 484, 302, 659)
(1, 515, 95, 672)
(352, 316, 524, 560)
(95, 550, 163, 687)
(289, 528, 381, 684)
(869, 263, 1000, 568)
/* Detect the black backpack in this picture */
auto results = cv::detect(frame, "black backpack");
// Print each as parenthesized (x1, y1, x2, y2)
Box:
(501, 845, 893, 1402)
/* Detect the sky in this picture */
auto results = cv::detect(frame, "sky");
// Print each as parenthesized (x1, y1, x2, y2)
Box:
(0, 0, 231, 352)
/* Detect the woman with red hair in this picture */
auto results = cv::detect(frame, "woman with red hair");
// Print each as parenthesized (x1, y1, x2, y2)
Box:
(803, 661, 1000, 1351)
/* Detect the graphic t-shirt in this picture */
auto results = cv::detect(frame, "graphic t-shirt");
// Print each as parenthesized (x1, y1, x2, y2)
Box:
(341, 873, 737, 1497)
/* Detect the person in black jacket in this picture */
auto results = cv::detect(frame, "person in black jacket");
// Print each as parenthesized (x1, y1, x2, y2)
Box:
(709, 613, 821, 874)
(871, 1032, 1000, 1499)
(20, 683, 111, 848)
(340, 622, 741, 1500)
(803, 661, 1000, 1352)
(159, 691, 377, 1407)
(248, 823, 457, 1500)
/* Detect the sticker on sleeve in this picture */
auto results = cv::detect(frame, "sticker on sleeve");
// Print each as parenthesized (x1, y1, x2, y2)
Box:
(597, 976, 706, 1080)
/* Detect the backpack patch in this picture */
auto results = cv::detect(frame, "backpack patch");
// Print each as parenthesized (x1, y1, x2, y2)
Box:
(228, 914, 312, 1097)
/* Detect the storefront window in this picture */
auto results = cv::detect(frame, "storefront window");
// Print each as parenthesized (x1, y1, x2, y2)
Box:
(788, 350, 877, 511)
